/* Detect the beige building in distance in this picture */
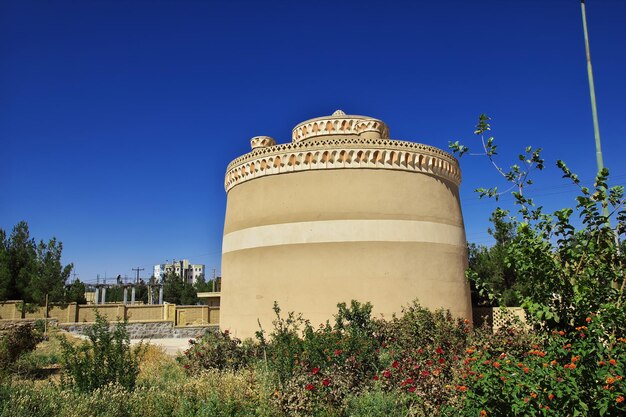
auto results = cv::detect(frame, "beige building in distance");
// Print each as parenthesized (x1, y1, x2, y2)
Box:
(220, 110, 471, 338)
(153, 259, 205, 284)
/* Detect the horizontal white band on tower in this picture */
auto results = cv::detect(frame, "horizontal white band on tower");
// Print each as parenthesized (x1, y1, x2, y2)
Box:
(222, 219, 466, 254)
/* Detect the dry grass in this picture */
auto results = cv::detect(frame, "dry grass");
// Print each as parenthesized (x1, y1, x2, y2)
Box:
(136, 343, 186, 387)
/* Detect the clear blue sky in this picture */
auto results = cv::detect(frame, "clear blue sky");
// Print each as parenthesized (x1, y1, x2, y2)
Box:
(2, 0, 625, 284)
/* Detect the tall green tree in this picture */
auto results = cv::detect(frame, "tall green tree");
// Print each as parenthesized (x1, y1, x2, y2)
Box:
(467, 208, 527, 306)
(0, 221, 74, 305)
(0, 229, 11, 300)
(65, 279, 87, 304)
(451, 115, 626, 333)
(6, 221, 38, 301)
(162, 271, 198, 305)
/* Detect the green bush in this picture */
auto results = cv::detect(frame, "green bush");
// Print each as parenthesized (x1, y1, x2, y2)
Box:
(0, 323, 43, 373)
(60, 313, 144, 392)
(177, 329, 257, 373)
(460, 315, 626, 417)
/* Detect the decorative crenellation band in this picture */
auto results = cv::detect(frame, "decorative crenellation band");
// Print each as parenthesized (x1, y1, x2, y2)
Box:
(224, 137, 461, 192)
(292, 116, 389, 142)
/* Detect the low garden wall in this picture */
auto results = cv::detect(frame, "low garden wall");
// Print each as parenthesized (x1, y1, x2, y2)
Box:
(0, 300, 220, 327)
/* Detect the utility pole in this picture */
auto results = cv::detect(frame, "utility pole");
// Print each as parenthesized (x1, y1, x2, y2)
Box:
(580, 0, 608, 218)
(132, 267, 144, 284)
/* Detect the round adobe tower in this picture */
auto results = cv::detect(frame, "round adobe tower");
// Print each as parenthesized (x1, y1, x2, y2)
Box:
(221, 111, 471, 338)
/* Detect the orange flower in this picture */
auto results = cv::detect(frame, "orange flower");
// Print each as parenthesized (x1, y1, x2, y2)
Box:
(572, 355, 581, 363)
(524, 367, 530, 373)
(480, 410, 487, 417)
(456, 385, 468, 392)
(606, 377, 615, 384)
(609, 359, 617, 366)
(617, 396, 624, 403)
(548, 393, 554, 401)
(531, 392, 537, 399)
(493, 362, 501, 368)
(586, 317, 592, 323)
(558, 330, 565, 336)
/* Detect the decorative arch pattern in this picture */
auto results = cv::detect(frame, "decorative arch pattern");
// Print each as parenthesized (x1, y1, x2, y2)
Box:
(224, 137, 461, 192)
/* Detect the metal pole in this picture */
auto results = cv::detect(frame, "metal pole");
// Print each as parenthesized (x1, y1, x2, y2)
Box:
(581, 0, 608, 217)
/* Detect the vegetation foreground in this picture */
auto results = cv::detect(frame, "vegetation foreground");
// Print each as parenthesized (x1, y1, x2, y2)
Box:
(0, 300, 624, 417)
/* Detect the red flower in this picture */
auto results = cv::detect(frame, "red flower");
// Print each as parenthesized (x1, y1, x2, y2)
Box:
(334, 349, 342, 356)
(548, 393, 554, 401)
(436, 347, 444, 355)
(183, 364, 190, 369)
(392, 361, 399, 369)
(438, 358, 445, 364)
(305, 384, 315, 391)
(311, 367, 320, 375)
(322, 379, 330, 387)
(401, 378, 414, 386)
(383, 370, 392, 378)
(408, 387, 416, 393)
(373, 375, 380, 381)
(421, 370, 430, 377)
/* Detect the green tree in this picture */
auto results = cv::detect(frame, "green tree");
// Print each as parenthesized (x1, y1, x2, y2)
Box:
(194, 274, 221, 292)
(162, 271, 198, 305)
(467, 209, 526, 306)
(6, 221, 38, 301)
(28, 238, 72, 304)
(451, 115, 626, 333)
(0, 221, 74, 305)
(65, 279, 87, 304)
(0, 230, 11, 300)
